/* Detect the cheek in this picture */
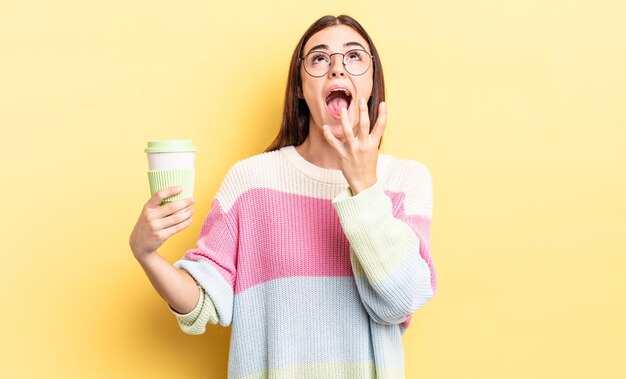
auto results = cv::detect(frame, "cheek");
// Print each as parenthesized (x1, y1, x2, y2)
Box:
(362, 77, 374, 99)
(300, 70, 316, 94)
(353, 75, 374, 102)
(301, 81, 323, 110)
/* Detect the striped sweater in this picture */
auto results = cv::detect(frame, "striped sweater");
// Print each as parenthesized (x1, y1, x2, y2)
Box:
(170, 145, 437, 379)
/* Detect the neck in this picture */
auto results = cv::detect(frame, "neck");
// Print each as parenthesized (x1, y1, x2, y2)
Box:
(295, 120, 341, 170)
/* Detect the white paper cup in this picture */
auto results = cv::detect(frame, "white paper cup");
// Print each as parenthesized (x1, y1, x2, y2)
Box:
(145, 140, 196, 204)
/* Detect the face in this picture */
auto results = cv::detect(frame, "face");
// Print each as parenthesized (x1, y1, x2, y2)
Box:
(300, 24, 374, 140)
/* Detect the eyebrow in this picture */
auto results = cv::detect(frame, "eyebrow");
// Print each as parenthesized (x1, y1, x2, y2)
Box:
(306, 41, 368, 54)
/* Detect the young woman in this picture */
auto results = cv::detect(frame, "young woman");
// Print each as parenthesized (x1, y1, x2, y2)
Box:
(130, 14, 437, 379)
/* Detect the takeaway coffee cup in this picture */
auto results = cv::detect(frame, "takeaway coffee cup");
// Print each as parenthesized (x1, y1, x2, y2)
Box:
(145, 140, 196, 204)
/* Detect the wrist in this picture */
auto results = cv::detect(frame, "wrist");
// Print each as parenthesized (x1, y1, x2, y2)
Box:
(133, 247, 157, 264)
(349, 177, 377, 195)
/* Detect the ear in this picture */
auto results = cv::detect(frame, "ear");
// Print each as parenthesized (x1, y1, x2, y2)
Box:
(297, 85, 304, 99)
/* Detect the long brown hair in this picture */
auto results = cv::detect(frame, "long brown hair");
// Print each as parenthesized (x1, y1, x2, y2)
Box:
(265, 15, 385, 152)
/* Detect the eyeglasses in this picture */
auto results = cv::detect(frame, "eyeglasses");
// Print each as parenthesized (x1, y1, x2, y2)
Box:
(300, 49, 374, 77)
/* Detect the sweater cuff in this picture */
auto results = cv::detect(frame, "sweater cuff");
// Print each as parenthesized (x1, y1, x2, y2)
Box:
(168, 285, 204, 325)
(332, 181, 392, 234)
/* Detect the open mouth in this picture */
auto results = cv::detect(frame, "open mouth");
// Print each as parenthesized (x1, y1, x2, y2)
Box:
(325, 88, 353, 120)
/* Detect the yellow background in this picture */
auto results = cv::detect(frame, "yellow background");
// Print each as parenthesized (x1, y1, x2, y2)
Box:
(1, 0, 625, 378)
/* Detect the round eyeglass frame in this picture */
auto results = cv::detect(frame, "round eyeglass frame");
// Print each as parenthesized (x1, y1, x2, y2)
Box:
(300, 49, 375, 77)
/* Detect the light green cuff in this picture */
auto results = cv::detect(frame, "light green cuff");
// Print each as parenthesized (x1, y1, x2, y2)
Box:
(169, 285, 220, 335)
(168, 285, 204, 325)
(332, 180, 392, 234)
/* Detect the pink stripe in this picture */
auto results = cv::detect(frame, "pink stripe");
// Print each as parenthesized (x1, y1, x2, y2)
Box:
(185, 188, 436, 306)
(400, 314, 412, 330)
(234, 189, 353, 294)
(185, 199, 237, 287)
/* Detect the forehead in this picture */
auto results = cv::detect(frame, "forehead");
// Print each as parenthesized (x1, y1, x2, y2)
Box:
(303, 24, 370, 53)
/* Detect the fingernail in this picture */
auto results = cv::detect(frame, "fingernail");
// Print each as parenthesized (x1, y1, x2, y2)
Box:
(361, 98, 366, 106)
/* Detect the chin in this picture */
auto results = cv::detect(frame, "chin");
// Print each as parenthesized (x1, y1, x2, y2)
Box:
(328, 125, 346, 140)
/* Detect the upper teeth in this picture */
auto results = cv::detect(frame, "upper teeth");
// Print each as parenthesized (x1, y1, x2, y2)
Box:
(330, 88, 351, 96)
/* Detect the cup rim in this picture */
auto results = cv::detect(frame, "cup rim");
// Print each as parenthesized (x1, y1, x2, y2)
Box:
(145, 140, 196, 153)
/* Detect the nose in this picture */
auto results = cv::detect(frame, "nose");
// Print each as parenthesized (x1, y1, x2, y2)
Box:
(328, 54, 346, 77)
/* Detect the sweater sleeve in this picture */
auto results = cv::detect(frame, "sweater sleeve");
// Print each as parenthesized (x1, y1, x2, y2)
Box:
(168, 171, 240, 334)
(332, 163, 436, 328)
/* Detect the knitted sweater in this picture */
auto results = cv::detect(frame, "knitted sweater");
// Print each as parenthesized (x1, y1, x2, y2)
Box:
(170, 145, 437, 379)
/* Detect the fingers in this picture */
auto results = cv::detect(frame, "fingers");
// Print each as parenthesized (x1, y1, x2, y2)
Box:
(158, 216, 194, 241)
(358, 98, 370, 137)
(157, 205, 194, 232)
(371, 101, 388, 141)
(146, 187, 195, 230)
(147, 186, 183, 208)
(130, 193, 194, 257)
(340, 107, 355, 142)
(157, 197, 195, 217)
(322, 124, 345, 154)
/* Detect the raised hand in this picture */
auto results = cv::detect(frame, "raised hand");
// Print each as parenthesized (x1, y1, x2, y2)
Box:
(322, 98, 387, 195)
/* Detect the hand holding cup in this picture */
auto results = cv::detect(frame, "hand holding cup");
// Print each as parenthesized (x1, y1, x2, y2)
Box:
(129, 186, 195, 261)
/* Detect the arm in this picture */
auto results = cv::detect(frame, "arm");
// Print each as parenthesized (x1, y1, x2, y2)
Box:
(130, 179, 239, 335)
(167, 171, 240, 334)
(136, 251, 200, 314)
(333, 164, 436, 327)
(129, 186, 201, 315)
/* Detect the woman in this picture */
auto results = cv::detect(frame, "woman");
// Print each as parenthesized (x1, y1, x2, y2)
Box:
(130, 14, 436, 379)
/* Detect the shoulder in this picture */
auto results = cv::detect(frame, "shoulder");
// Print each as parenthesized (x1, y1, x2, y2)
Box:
(379, 153, 432, 190)
(378, 153, 433, 217)
(214, 149, 284, 210)
(226, 149, 283, 180)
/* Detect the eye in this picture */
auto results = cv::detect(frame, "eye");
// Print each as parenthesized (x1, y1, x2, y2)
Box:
(346, 50, 364, 61)
(309, 52, 330, 65)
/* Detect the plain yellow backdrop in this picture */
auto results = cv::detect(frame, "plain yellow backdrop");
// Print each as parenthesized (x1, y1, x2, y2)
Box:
(1, 0, 625, 378)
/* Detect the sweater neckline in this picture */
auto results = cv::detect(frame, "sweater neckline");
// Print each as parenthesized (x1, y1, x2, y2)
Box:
(279, 145, 347, 185)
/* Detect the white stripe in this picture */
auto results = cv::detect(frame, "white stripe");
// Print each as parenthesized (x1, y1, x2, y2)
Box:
(214, 146, 433, 217)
